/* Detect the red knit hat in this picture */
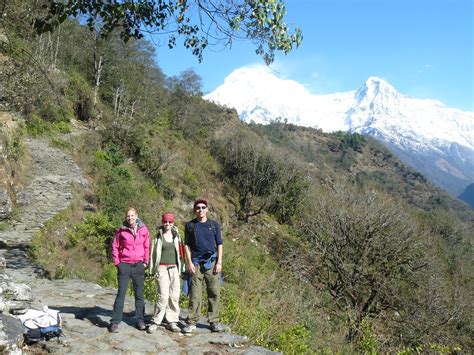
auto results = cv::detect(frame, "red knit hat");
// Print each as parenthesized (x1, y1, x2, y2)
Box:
(161, 212, 174, 223)
(193, 198, 208, 208)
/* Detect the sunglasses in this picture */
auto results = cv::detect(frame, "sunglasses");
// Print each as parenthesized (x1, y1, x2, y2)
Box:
(195, 206, 207, 211)
(163, 220, 173, 224)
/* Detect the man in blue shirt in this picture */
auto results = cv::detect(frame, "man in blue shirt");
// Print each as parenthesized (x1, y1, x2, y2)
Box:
(182, 198, 224, 333)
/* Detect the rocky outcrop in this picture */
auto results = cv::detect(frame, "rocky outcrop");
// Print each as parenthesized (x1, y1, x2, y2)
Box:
(0, 136, 275, 354)
(0, 112, 19, 220)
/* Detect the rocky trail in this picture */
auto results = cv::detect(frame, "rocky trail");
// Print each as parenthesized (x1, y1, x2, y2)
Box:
(0, 138, 272, 354)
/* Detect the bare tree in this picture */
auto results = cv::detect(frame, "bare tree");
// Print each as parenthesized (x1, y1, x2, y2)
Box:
(295, 182, 426, 342)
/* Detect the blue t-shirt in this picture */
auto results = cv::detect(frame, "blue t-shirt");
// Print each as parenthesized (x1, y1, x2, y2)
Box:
(185, 219, 222, 259)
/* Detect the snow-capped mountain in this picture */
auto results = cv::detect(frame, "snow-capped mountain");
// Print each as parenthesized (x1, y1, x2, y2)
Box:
(205, 66, 474, 197)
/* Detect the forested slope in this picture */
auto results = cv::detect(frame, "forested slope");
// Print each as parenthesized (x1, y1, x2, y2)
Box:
(1, 2, 472, 353)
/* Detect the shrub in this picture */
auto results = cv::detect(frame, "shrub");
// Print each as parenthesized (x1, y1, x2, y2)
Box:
(6, 129, 25, 161)
(25, 113, 71, 137)
(274, 323, 311, 354)
(67, 71, 95, 121)
(212, 129, 308, 222)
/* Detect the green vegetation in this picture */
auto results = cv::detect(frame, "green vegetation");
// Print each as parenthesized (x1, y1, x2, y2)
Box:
(212, 128, 308, 222)
(3, 2, 473, 352)
(25, 113, 71, 137)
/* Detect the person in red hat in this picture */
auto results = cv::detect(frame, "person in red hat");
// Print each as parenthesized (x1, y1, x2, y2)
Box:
(147, 212, 184, 333)
(182, 198, 224, 333)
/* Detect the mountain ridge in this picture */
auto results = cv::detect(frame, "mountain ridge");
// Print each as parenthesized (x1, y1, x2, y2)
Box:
(205, 67, 474, 197)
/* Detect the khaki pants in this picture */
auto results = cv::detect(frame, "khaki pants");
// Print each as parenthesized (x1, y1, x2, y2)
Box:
(151, 265, 180, 324)
(187, 264, 220, 324)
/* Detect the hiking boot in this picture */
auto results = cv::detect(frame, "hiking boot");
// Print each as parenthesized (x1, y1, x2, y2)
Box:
(182, 323, 196, 334)
(137, 319, 146, 330)
(210, 322, 225, 333)
(147, 324, 158, 334)
(109, 323, 119, 333)
(166, 322, 180, 332)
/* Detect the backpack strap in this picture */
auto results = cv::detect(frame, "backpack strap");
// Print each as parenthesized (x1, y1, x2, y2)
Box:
(187, 219, 218, 245)
(209, 220, 218, 242)
(187, 220, 196, 247)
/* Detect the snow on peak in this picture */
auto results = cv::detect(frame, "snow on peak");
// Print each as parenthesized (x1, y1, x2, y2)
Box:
(346, 77, 404, 130)
(204, 66, 474, 152)
(355, 76, 401, 104)
(207, 66, 312, 125)
(204, 66, 474, 196)
(205, 65, 352, 131)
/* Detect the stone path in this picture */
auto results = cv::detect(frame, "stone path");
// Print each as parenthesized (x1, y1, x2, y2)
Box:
(0, 138, 274, 354)
(0, 138, 86, 283)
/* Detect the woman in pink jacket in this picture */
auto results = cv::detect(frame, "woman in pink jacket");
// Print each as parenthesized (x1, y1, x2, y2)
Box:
(109, 208, 150, 333)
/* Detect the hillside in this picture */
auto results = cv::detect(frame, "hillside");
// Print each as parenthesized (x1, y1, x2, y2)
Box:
(249, 122, 474, 222)
(1, 2, 473, 353)
(459, 183, 474, 209)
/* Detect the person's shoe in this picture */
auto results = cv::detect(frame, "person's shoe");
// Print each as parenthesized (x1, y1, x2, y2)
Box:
(166, 322, 180, 333)
(137, 319, 146, 330)
(182, 323, 196, 334)
(109, 323, 119, 333)
(210, 322, 225, 332)
(147, 324, 159, 334)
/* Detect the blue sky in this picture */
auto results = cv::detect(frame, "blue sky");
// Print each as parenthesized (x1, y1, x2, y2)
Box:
(151, 0, 473, 111)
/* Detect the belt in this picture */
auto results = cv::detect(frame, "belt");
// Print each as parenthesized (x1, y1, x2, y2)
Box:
(160, 264, 176, 270)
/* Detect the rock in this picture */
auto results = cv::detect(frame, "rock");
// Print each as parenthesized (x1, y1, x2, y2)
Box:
(9, 307, 27, 315)
(0, 189, 12, 220)
(3, 282, 32, 302)
(0, 257, 6, 273)
(0, 313, 24, 352)
(15, 191, 31, 207)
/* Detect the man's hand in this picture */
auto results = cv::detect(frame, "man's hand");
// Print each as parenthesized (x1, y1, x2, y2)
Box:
(214, 262, 222, 274)
(187, 263, 196, 275)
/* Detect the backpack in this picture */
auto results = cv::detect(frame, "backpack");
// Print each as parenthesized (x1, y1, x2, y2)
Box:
(170, 226, 185, 259)
(19, 307, 62, 343)
(24, 325, 62, 343)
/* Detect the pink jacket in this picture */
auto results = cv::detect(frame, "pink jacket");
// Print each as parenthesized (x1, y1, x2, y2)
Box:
(112, 220, 150, 266)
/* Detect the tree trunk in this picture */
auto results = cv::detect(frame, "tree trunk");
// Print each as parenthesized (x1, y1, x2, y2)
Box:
(53, 24, 60, 67)
(93, 32, 103, 106)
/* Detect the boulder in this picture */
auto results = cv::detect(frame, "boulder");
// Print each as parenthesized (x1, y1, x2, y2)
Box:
(0, 313, 24, 352)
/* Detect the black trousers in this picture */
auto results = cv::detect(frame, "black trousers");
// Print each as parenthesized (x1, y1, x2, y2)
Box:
(111, 262, 145, 324)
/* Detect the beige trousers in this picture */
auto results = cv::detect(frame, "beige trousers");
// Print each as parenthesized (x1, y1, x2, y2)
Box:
(151, 265, 180, 324)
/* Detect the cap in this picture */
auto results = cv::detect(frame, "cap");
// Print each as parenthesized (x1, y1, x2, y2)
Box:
(193, 198, 208, 208)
